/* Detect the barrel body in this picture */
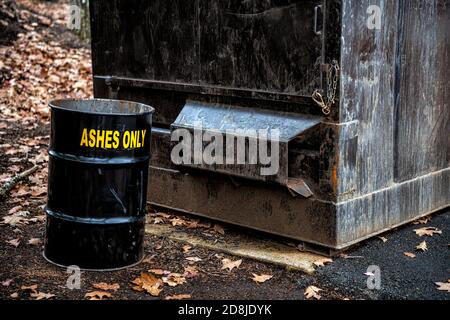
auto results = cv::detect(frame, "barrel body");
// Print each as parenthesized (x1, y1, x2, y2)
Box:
(44, 99, 154, 270)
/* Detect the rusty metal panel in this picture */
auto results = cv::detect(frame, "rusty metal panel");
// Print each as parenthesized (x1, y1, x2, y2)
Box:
(90, 0, 325, 99)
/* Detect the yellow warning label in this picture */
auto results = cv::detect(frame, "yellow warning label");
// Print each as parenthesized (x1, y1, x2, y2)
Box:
(80, 129, 146, 149)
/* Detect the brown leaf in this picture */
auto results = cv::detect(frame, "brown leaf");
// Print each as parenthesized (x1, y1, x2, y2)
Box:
(8, 206, 23, 214)
(185, 220, 200, 229)
(131, 272, 163, 296)
(2, 279, 14, 287)
(48, 75, 60, 83)
(165, 294, 191, 300)
(221, 258, 242, 271)
(304, 286, 322, 300)
(93, 282, 120, 291)
(183, 266, 199, 278)
(313, 258, 333, 267)
(1, 212, 29, 226)
(412, 216, 432, 225)
(28, 215, 46, 223)
(182, 245, 192, 253)
(21, 284, 38, 294)
(148, 269, 170, 276)
(435, 280, 450, 293)
(162, 273, 186, 287)
(6, 238, 20, 247)
(414, 227, 442, 237)
(10, 292, 19, 299)
(170, 218, 185, 227)
(85, 291, 112, 300)
(31, 292, 55, 300)
(156, 212, 171, 219)
(186, 256, 202, 262)
(251, 273, 273, 283)
(11, 185, 31, 197)
(28, 238, 42, 246)
(152, 217, 164, 224)
(404, 252, 416, 258)
(30, 186, 46, 197)
(416, 241, 428, 252)
(213, 224, 225, 235)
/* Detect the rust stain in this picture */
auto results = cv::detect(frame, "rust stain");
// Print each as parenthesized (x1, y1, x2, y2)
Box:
(331, 158, 339, 194)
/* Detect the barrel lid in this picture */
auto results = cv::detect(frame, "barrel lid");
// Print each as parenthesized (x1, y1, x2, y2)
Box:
(49, 98, 154, 116)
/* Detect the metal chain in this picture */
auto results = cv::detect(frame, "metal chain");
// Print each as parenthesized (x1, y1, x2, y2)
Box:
(312, 60, 340, 115)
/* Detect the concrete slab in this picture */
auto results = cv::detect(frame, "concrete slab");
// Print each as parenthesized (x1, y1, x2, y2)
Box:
(145, 224, 324, 274)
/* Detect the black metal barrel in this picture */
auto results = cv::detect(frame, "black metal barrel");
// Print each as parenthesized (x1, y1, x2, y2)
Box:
(44, 99, 154, 270)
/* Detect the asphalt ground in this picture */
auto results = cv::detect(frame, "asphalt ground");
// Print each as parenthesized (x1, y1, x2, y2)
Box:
(313, 210, 449, 300)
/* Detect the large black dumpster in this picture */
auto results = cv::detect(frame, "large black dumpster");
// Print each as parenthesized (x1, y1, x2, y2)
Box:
(44, 99, 154, 270)
(89, 0, 450, 254)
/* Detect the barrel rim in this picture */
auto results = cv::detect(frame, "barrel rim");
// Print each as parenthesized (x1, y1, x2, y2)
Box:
(49, 98, 155, 116)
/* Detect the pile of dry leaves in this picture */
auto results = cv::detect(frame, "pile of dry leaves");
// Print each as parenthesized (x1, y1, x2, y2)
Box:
(0, 0, 92, 123)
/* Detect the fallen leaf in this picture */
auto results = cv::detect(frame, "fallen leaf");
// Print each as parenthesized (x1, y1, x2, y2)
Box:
(435, 280, 450, 293)
(6, 238, 20, 247)
(182, 245, 192, 253)
(185, 220, 200, 228)
(8, 206, 23, 214)
(93, 282, 120, 291)
(156, 212, 171, 219)
(148, 269, 170, 275)
(31, 292, 55, 300)
(85, 291, 112, 300)
(412, 216, 432, 225)
(414, 227, 442, 237)
(221, 258, 242, 271)
(153, 217, 164, 224)
(416, 241, 428, 252)
(131, 272, 163, 296)
(21, 284, 38, 294)
(162, 273, 186, 287)
(213, 224, 225, 235)
(29, 214, 46, 223)
(378, 236, 388, 243)
(404, 252, 416, 258)
(1, 212, 29, 226)
(11, 185, 31, 197)
(10, 292, 19, 299)
(28, 238, 42, 246)
(170, 218, 185, 227)
(165, 294, 191, 300)
(186, 256, 202, 262)
(251, 273, 273, 283)
(313, 258, 333, 267)
(30, 186, 46, 197)
(304, 286, 322, 300)
(183, 266, 199, 278)
(2, 279, 14, 287)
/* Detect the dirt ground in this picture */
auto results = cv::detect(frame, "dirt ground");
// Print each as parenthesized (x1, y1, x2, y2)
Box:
(0, 0, 448, 301)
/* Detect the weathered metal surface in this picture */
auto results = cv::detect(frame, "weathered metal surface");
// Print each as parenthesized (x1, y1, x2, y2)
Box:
(394, 0, 450, 181)
(90, 0, 450, 251)
(171, 100, 321, 185)
(338, 0, 399, 198)
(336, 167, 450, 247)
(148, 166, 338, 248)
(90, 0, 325, 98)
